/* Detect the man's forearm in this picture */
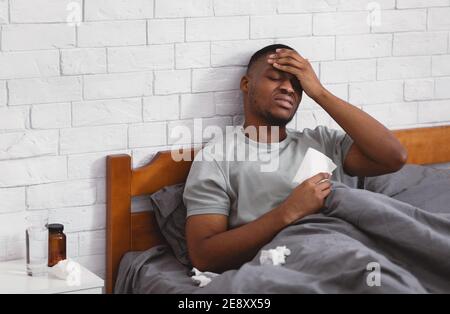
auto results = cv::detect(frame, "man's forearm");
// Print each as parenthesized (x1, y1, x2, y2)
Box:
(194, 205, 295, 273)
(313, 88, 407, 167)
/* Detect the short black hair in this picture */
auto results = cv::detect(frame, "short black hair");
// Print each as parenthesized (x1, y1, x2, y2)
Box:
(246, 44, 295, 74)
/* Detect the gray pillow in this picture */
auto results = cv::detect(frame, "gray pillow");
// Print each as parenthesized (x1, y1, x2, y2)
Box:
(149, 183, 191, 267)
(363, 164, 449, 195)
(363, 164, 450, 214)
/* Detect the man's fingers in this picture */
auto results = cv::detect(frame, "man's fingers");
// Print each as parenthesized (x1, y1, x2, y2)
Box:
(320, 187, 332, 198)
(272, 63, 298, 74)
(316, 180, 332, 191)
(268, 56, 305, 69)
(274, 48, 306, 62)
(268, 53, 305, 66)
(309, 172, 331, 183)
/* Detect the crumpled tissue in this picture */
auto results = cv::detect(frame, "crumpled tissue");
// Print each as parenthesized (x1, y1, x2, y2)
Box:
(191, 267, 219, 288)
(259, 246, 291, 266)
(292, 147, 337, 186)
(48, 259, 81, 280)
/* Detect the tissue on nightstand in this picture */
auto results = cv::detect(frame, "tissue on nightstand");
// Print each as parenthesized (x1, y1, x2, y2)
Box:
(49, 259, 81, 282)
(259, 246, 291, 266)
(292, 147, 337, 186)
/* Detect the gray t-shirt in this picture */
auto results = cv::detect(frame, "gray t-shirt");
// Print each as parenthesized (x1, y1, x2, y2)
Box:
(183, 125, 354, 229)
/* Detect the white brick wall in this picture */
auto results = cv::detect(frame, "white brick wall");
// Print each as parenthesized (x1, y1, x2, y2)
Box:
(393, 32, 448, 56)
(60, 125, 128, 154)
(148, 19, 185, 44)
(84, 72, 152, 100)
(72, 98, 142, 126)
(313, 12, 369, 35)
(0, 108, 27, 130)
(211, 40, 272, 67)
(432, 55, 450, 76)
(143, 95, 180, 121)
(61, 48, 107, 75)
(251, 15, 312, 38)
(0, 82, 7, 106)
(277, 0, 336, 13)
(192, 67, 245, 92)
(404, 79, 434, 101)
(155, 0, 212, 18)
(68, 150, 129, 180)
(9, 77, 82, 105)
(177, 42, 211, 69)
(108, 45, 174, 72)
(181, 93, 215, 118)
(278, 37, 335, 61)
(31, 103, 71, 129)
(215, 91, 243, 116)
(0, 0, 449, 279)
(349, 80, 404, 105)
(214, 0, 276, 16)
(154, 70, 191, 95)
(0, 51, 60, 79)
(2, 24, 76, 51)
(79, 230, 105, 256)
(321, 59, 376, 83)
(85, 0, 154, 21)
(372, 9, 426, 33)
(377, 56, 431, 80)
(10, 0, 82, 23)
(435, 77, 450, 99)
(0, 156, 67, 187)
(0, 130, 58, 160)
(419, 100, 450, 123)
(337, 0, 395, 11)
(362, 102, 418, 127)
(0, 0, 8, 24)
(186, 17, 249, 41)
(396, 0, 449, 9)
(48, 204, 106, 233)
(129, 122, 167, 148)
(0, 188, 25, 213)
(428, 7, 450, 30)
(27, 180, 97, 210)
(78, 21, 146, 47)
(337, 34, 392, 59)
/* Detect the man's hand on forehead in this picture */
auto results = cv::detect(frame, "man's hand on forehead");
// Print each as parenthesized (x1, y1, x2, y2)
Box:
(267, 48, 325, 101)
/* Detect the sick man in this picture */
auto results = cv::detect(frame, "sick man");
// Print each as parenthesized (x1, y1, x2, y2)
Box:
(183, 44, 407, 273)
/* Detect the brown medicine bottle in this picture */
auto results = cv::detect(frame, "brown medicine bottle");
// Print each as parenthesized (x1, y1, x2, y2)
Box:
(48, 224, 67, 267)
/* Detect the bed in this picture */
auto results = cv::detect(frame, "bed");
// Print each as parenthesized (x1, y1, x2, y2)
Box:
(106, 125, 450, 294)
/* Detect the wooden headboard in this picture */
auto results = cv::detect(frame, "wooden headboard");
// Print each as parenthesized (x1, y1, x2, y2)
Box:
(105, 125, 450, 293)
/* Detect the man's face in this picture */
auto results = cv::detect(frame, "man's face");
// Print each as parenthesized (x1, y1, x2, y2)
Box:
(242, 52, 303, 126)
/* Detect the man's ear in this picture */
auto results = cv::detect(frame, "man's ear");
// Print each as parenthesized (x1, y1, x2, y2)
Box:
(240, 75, 249, 93)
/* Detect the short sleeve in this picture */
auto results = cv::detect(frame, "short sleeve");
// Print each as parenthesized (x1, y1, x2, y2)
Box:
(316, 126, 353, 164)
(183, 150, 231, 218)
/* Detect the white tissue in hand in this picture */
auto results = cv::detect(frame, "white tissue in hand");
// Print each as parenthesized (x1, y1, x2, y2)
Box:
(191, 267, 219, 288)
(259, 246, 291, 266)
(49, 259, 79, 280)
(292, 147, 337, 185)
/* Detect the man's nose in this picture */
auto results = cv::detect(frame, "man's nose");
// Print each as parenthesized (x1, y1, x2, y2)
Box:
(279, 79, 294, 94)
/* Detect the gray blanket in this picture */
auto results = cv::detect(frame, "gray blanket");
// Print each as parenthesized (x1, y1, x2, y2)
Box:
(115, 165, 450, 294)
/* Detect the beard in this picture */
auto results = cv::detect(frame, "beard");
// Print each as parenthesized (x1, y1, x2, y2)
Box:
(262, 110, 294, 127)
(248, 90, 298, 127)
(255, 100, 297, 127)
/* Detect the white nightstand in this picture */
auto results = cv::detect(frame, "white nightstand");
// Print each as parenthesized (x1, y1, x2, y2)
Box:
(0, 259, 104, 294)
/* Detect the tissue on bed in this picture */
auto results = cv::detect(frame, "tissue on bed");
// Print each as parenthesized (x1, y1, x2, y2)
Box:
(191, 267, 219, 288)
(292, 147, 337, 185)
(259, 246, 291, 266)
